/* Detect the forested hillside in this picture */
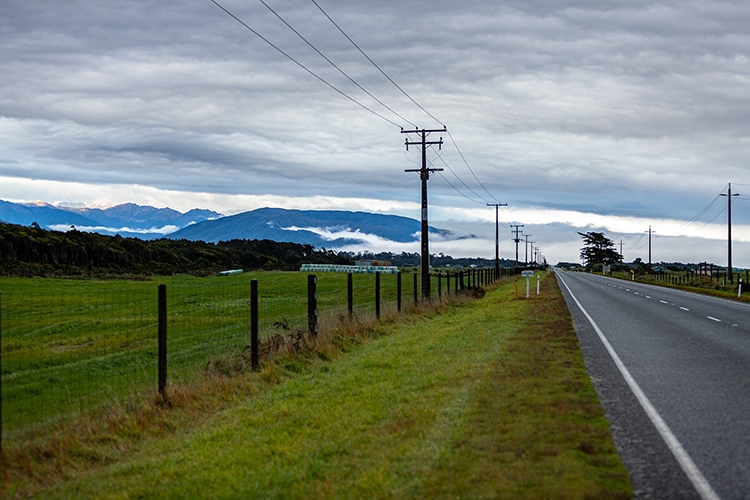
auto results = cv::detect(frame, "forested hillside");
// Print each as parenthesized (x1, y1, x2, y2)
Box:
(0, 223, 352, 276)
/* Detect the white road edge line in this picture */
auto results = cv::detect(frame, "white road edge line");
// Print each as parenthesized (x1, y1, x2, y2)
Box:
(557, 273, 721, 500)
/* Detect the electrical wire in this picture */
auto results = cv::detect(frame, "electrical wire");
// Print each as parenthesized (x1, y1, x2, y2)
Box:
(434, 170, 486, 204)
(210, 0, 403, 129)
(310, 0, 445, 129)
(677, 186, 724, 230)
(445, 129, 501, 204)
(257, 0, 417, 129)
(217, 0, 504, 209)
(310, 0, 506, 206)
(431, 149, 492, 204)
(697, 205, 727, 231)
(628, 233, 645, 249)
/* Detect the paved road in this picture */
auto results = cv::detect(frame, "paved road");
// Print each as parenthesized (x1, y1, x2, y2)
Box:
(556, 270, 750, 500)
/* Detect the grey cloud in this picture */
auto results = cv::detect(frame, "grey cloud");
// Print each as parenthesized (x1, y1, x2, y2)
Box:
(2, 0, 750, 241)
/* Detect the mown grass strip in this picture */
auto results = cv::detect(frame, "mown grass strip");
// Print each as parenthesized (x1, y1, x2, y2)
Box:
(22, 272, 631, 499)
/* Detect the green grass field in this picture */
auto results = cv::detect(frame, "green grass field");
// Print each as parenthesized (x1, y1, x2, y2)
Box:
(1, 271, 438, 437)
(4, 272, 631, 499)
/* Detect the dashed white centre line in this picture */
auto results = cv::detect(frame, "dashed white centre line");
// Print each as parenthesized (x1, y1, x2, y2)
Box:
(680, 307, 690, 311)
(660, 300, 668, 304)
(707, 316, 721, 322)
(645, 296, 652, 299)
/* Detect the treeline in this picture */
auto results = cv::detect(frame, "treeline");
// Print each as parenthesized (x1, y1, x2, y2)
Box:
(0, 222, 352, 277)
(342, 251, 517, 268)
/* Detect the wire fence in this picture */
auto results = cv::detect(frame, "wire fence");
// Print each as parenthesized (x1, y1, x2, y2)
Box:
(0, 267, 511, 445)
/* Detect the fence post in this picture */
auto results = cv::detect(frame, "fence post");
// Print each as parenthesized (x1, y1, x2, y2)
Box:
(447, 271, 451, 294)
(454, 272, 459, 294)
(347, 273, 353, 319)
(251, 280, 259, 371)
(460, 271, 465, 290)
(375, 272, 381, 320)
(397, 271, 402, 312)
(308, 274, 318, 337)
(158, 284, 167, 397)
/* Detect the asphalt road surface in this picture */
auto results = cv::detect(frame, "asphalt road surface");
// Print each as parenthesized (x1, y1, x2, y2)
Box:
(556, 270, 750, 500)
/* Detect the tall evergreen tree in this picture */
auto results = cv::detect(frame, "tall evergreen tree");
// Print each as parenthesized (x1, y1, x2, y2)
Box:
(577, 231, 621, 270)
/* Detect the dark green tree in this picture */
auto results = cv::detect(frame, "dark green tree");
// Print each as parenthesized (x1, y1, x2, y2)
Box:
(577, 231, 621, 270)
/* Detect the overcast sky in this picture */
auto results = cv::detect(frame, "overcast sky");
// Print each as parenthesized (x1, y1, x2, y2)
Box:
(2, 0, 750, 265)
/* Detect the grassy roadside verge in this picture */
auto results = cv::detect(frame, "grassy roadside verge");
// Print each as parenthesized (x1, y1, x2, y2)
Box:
(6, 274, 631, 499)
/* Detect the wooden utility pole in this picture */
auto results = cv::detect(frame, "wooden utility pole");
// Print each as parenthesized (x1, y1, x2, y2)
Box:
(510, 225, 523, 268)
(524, 234, 533, 267)
(647, 226, 655, 269)
(487, 203, 508, 278)
(721, 183, 739, 283)
(403, 127, 444, 299)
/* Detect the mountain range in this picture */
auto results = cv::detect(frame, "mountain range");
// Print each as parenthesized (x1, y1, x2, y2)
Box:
(0, 199, 220, 239)
(0, 200, 457, 248)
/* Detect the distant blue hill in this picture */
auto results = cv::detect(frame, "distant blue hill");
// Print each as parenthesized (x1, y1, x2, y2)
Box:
(0, 199, 100, 228)
(0, 199, 221, 239)
(0, 200, 453, 248)
(167, 208, 451, 247)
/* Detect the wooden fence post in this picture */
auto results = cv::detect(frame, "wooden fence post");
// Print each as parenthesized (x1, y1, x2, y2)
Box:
(375, 272, 381, 321)
(251, 279, 259, 371)
(397, 271, 402, 312)
(158, 284, 167, 397)
(308, 274, 318, 337)
(347, 273, 353, 319)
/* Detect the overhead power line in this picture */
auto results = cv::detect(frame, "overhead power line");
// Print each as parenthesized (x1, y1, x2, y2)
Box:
(210, 0, 402, 129)
(310, 0, 502, 206)
(214, 0, 502, 207)
(432, 150, 492, 204)
(679, 191, 722, 229)
(257, 0, 417, 129)
(697, 205, 727, 231)
(445, 129, 500, 204)
(310, 0, 444, 129)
